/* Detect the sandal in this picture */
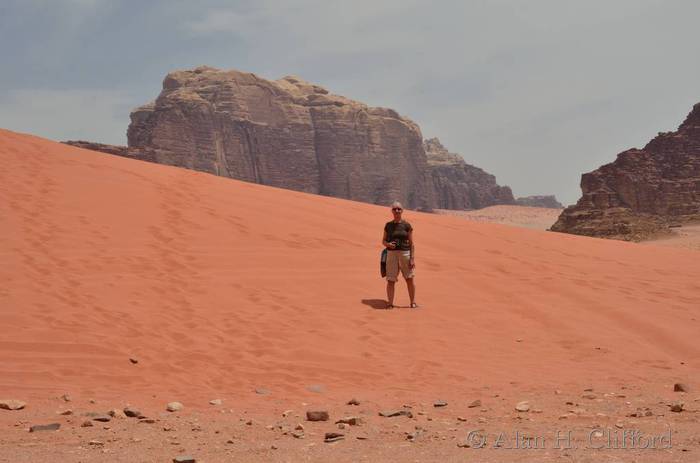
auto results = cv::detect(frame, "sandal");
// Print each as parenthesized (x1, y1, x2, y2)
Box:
(386, 303, 394, 309)
(410, 302, 419, 309)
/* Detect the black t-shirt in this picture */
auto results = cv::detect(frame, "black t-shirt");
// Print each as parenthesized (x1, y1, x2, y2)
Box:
(384, 220, 413, 251)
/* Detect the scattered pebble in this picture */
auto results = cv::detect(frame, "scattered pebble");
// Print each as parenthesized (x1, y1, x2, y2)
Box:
(324, 432, 344, 443)
(670, 402, 684, 413)
(406, 429, 424, 441)
(347, 398, 360, 406)
(173, 456, 196, 463)
(209, 399, 222, 406)
(81, 420, 93, 427)
(379, 409, 413, 418)
(433, 400, 448, 407)
(108, 409, 124, 418)
(306, 410, 329, 422)
(335, 416, 363, 426)
(59, 409, 73, 416)
(92, 415, 111, 423)
(129, 358, 139, 364)
(674, 383, 688, 392)
(123, 407, 142, 418)
(515, 401, 530, 412)
(468, 399, 481, 408)
(88, 440, 104, 446)
(167, 402, 184, 412)
(0, 400, 26, 411)
(255, 388, 270, 395)
(29, 423, 61, 432)
(61, 394, 71, 402)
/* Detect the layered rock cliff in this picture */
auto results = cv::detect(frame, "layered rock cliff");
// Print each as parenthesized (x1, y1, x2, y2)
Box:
(124, 66, 436, 210)
(551, 103, 700, 240)
(424, 138, 515, 209)
(67, 66, 520, 211)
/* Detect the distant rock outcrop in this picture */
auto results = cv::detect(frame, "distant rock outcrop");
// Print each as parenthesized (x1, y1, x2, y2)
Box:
(424, 138, 515, 209)
(551, 103, 700, 240)
(515, 195, 562, 209)
(66, 66, 518, 211)
(63, 141, 156, 162)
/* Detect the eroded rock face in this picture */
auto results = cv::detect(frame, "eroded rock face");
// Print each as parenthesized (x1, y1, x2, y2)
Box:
(515, 195, 562, 209)
(125, 67, 435, 210)
(551, 103, 700, 240)
(67, 67, 521, 211)
(424, 138, 515, 209)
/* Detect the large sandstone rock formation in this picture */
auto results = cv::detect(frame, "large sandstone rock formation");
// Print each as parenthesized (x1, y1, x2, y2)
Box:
(424, 138, 515, 209)
(67, 66, 519, 211)
(515, 195, 562, 209)
(551, 103, 700, 240)
(126, 66, 435, 210)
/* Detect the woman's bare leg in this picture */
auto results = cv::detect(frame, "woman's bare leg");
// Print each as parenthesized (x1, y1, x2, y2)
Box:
(406, 278, 415, 305)
(386, 280, 396, 307)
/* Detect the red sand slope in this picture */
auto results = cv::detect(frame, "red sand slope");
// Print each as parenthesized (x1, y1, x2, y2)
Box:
(1, 128, 699, 407)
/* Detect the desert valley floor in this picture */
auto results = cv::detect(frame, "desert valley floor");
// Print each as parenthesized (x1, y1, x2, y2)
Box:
(1, 129, 699, 462)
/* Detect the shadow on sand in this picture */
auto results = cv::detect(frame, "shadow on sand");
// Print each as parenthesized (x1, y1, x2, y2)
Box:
(361, 299, 389, 310)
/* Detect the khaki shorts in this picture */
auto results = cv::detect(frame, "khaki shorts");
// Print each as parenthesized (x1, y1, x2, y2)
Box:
(386, 250, 414, 282)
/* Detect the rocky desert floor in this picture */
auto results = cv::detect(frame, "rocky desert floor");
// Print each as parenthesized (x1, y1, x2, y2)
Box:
(440, 206, 700, 253)
(2, 382, 699, 463)
(643, 224, 700, 251)
(1, 129, 699, 462)
(436, 205, 564, 230)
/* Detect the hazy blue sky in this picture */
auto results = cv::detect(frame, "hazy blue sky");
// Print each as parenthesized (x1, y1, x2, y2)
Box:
(1, 0, 699, 205)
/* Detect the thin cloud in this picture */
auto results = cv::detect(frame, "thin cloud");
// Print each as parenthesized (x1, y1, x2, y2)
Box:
(0, 89, 135, 145)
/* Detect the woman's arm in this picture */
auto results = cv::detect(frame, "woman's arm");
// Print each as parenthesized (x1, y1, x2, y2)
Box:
(382, 230, 395, 249)
(408, 230, 415, 267)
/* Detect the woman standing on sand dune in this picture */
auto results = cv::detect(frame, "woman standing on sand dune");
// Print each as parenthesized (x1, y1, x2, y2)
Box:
(382, 201, 418, 309)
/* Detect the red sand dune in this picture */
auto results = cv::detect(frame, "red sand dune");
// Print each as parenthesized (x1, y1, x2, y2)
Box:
(1, 128, 699, 410)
